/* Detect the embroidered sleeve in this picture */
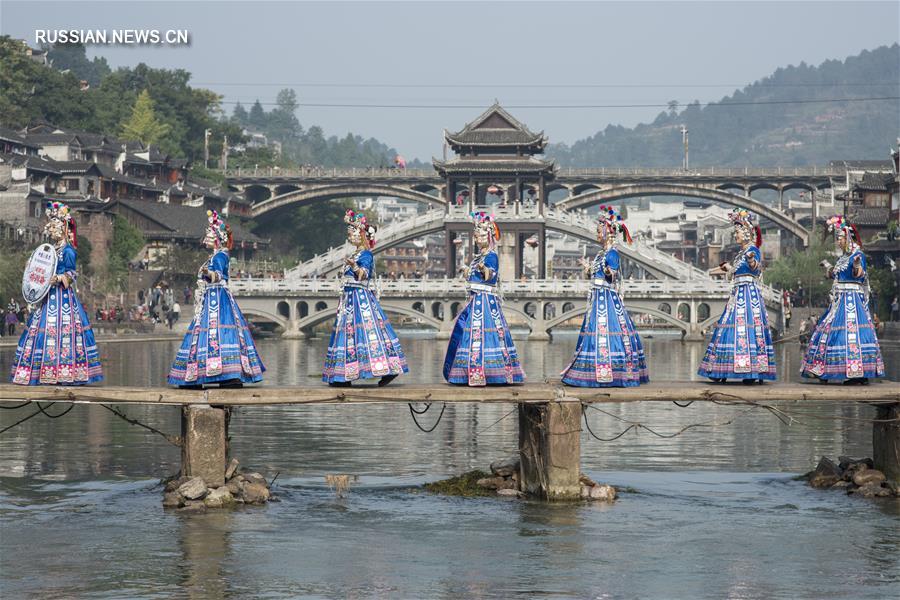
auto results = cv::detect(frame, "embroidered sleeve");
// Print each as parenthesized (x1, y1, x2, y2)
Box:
(482, 251, 499, 281)
(605, 249, 620, 273)
(61, 246, 78, 283)
(354, 251, 374, 280)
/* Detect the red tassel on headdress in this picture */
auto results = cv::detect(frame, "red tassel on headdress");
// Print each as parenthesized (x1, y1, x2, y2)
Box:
(754, 225, 762, 248)
(620, 223, 633, 244)
(849, 224, 862, 247)
(493, 222, 501, 241)
(69, 218, 78, 249)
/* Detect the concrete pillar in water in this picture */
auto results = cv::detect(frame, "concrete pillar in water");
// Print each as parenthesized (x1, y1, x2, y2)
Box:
(182, 405, 228, 487)
(518, 402, 582, 500)
(873, 403, 900, 485)
(497, 230, 517, 283)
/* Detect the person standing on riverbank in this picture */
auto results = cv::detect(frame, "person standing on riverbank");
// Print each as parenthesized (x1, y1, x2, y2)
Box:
(322, 210, 408, 387)
(443, 212, 525, 386)
(5, 308, 18, 336)
(10, 201, 103, 386)
(561, 205, 648, 388)
(167, 210, 265, 387)
(800, 216, 884, 384)
(698, 209, 776, 384)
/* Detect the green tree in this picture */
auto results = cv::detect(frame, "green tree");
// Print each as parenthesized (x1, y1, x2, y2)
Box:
(0, 241, 29, 308)
(120, 89, 171, 146)
(107, 216, 145, 291)
(44, 41, 111, 87)
(764, 238, 832, 306)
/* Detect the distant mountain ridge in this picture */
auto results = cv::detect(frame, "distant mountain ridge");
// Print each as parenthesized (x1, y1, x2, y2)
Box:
(546, 44, 900, 167)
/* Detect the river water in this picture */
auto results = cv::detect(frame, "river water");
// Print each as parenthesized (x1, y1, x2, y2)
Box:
(1, 334, 898, 599)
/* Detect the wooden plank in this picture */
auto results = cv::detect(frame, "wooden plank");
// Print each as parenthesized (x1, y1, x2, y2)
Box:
(0, 381, 896, 407)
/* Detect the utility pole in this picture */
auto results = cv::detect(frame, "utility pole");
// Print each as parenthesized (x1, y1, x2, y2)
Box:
(681, 125, 689, 171)
(204, 128, 211, 169)
(221, 134, 228, 171)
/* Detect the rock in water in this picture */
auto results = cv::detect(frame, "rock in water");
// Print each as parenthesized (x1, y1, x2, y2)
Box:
(164, 475, 191, 493)
(581, 485, 591, 498)
(476, 477, 509, 490)
(225, 458, 240, 481)
(243, 472, 267, 487)
(496, 488, 521, 497)
(162, 491, 184, 508)
(852, 469, 886, 487)
(226, 479, 243, 496)
(589, 484, 617, 502)
(179, 500, 207, 513)
(809, 456, 842, 488)
(838, 456, 874, 471)
(579, 474, 599, 488)
(204, 487, 235, 508)
(490, 457, 520, 478)
(242, 482, 270, 504)
(850, 483, 890, 498)
(177, 477, 208, 500)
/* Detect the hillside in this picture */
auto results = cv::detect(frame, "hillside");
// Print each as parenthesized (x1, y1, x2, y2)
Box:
(547, 44, 900, 167)
(0, 37, 405, 169)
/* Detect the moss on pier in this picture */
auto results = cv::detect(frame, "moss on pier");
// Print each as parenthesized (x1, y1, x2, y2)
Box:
(424, 470, 494, 498)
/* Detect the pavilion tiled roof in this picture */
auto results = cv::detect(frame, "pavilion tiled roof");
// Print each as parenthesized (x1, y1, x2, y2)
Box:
(445, 103, 547, 148)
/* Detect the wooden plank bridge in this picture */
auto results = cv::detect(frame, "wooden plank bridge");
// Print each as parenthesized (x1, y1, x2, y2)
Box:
(2, 381, 898, 500)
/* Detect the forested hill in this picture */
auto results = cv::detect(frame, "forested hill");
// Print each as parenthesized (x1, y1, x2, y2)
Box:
(547, 44, 900, 167)
(0, 37, 407, 169)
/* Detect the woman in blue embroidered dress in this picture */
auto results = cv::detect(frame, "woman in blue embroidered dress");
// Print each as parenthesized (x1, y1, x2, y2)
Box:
(443, 212, 525, 386)
(561, 205, 648, 387)
(323, 210, 408, 387)
(698, 209, 776, 383)
(800, 216, 884, 384)
(11, 201, 103, 386)
(168, 210, 265, 387)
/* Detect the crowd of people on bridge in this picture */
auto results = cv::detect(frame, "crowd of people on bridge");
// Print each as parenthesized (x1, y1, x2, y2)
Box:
(8, 201, 886, 388)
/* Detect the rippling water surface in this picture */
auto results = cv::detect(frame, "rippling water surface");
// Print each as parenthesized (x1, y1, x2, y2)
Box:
(1, 335, 898, 599)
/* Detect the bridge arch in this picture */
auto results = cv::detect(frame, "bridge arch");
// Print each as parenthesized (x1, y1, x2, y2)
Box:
(251, 184, 444, 218)
(558, 183, 808, 244)
(294, 302, 443, 333)
(240, 308, 288, 329)
(244, 184, 273, 203)
(288, 209, 707, 281)
(542, 304, 690, 334)
(748, 182, 780, 194)
(275, 184, 301, 197)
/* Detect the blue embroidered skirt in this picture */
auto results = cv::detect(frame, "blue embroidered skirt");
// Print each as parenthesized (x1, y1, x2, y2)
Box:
(168, 284, 265, 385)
(443, 290, 525, 386)
(801, 286, 884, 380)
(698, 281, 776, 380)
(10, 285, 103, 385)
(322, 286, 408, 383)
(561, 287, 648, 387)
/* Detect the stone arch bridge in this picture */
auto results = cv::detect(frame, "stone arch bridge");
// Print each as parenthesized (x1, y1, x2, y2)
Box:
(230, 277, 783, 342)
(225, 166, 835, 243)
(285, 205, 712, 282)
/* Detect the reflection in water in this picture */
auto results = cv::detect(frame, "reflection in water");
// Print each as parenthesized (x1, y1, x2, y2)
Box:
(1, 335, 898, 598)
(179, 512, 233, 599)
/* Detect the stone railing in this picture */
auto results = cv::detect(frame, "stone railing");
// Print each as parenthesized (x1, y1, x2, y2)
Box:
(231, 276, 769, 301)
(220, 165, 839, 180)
(222, 167, 438, 179)
(555, 166, 838, 178)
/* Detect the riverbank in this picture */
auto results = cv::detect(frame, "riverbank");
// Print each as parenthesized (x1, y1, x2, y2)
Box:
(0, 328, 185, 348)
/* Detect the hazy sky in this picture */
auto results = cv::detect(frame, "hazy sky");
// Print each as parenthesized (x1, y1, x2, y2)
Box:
(2, 1, 898, 160)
